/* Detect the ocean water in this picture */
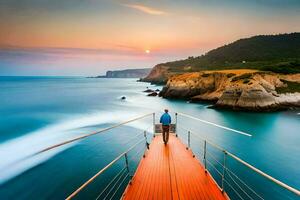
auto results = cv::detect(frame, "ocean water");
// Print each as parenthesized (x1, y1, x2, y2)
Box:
(0, 77, 299, 200)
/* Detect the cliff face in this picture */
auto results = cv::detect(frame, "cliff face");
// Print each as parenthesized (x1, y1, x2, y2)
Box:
(141, 65, 175, 84)
(159, 70, 300, 111)
(142, 33, 300, 111)
(142, 33, 300, 84)
(95, 68, 151, 78)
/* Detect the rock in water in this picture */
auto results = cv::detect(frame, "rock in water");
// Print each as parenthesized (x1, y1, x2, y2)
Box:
(143, 89, 155, 93)
(147, 92, 158, 96)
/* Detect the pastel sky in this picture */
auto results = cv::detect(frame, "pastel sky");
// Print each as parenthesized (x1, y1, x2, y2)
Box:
(0, 0, 300, 75)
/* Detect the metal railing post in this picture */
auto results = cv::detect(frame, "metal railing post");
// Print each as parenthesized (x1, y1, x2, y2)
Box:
(222, 151, 227, 192)
(175, 113, 178, 137)
(188, 131, 190, 148)
(153, 113, 156, 137)
(124, 153, 132, 184)
(125, 153, 130, 172)
(204, 140, 207, 172)
(143, 131, 149, 157)
(166, 121, 300, 197)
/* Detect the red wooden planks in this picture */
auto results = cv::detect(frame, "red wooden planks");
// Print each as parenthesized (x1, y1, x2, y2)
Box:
(122, 135, 228, 200)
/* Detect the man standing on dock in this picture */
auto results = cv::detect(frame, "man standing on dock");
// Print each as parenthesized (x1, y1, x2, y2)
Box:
(160, 109, 171, 145)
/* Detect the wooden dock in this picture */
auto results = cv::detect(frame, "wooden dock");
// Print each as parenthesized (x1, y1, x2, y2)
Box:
(122, 134, 228, 200)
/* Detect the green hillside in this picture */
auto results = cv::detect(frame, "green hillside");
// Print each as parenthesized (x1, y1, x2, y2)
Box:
(160, 33, 300, 74)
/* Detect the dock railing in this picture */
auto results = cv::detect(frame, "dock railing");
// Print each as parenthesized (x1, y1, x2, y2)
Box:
(63, 113, 155, 200)
(12, 112, 155, 200)
(9, 111, 300, 200)
(66, 136, 148, 200)
(175, 112, 300, 200)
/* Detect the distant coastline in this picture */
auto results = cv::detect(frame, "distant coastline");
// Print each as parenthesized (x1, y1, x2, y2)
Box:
(88, 68, 151, 78)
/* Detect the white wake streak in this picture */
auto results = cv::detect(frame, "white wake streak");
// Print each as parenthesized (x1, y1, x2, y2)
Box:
(0, 111, 151, 184)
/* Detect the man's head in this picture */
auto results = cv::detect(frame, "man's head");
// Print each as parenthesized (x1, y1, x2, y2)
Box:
(164, 109, 168, 113)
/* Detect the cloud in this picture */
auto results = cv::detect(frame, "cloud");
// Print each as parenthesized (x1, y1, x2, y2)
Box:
(122, 3, 167, 15)
(0, 45, 142, 57)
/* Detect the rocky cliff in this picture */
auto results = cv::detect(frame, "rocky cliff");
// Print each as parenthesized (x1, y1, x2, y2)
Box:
(159, 70, 300, 111)
(93, 68, 151, 78)
(142, 33, 300, 85)
(140, 65, 172, 84)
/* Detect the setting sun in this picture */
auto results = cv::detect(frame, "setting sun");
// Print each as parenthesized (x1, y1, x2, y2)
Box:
(0, 1, 299, 199)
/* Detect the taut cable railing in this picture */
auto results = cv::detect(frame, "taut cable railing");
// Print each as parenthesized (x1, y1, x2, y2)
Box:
(5, 111, 300, 199)
(66, 137, 149, 200)
(175, 112, 300, 200)
(0, 113, 155, 175)
(4, 112, 155, 199)
(62, 113, 155, 199)
(35, 113, 154, 156)
(176, 112, 252, 137)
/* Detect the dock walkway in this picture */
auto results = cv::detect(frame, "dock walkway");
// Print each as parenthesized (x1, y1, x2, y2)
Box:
(122, 134, 228, 200)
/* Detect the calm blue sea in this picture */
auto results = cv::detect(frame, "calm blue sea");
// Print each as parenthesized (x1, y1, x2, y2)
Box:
(0, 77, 299, 200)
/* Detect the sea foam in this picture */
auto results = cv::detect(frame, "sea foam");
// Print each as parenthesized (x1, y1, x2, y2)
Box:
(0, 111, 152, 184)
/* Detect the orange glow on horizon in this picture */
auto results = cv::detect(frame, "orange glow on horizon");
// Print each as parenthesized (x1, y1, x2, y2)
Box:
(1, 1, 299, 63)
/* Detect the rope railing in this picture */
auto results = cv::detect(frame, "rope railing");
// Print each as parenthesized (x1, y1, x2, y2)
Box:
(5, 111, 299, 199)
(1, 113, 155, 200)
(224, 178, 246, 200)
(0, 113, 156, 200)
(206, 151, 223, 168)
(176, 112, 252, 137)
(121, 131, 145, 146)
(176, 126, 300, 199)
(95, 133, 149, 200)
(225, 167, 264, 200)
(63, 113, 155, 199)
(1, 113, 155, 173)
(226, 169, 257, 200)
(177, 126, 224, 151)
(109, 173, 130, 200)
(206, 158, 223, 177)
(226, 151, 300, 196)
(95, 167, 127, 200)
(103, 171, 128, 200)
(66, 137, 147, 200)
(36, 113, 154, 156)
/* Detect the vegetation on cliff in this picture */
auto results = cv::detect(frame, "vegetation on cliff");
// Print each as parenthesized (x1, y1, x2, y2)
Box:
(143, 33, 300, 111)
(276, 80, 300, 94)
(156, 33, 300, 74)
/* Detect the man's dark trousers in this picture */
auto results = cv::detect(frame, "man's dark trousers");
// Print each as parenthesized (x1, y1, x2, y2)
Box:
(162, 125, 170, 144)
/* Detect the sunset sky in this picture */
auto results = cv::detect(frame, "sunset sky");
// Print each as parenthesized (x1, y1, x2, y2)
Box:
(0, 0, 300, 75)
